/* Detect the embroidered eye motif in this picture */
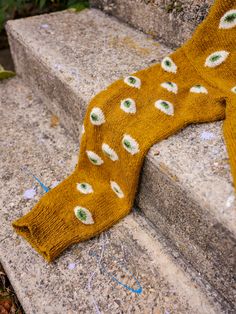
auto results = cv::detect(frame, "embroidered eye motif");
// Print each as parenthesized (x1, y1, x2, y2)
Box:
(74, 206, 94, 224)
(219, 10, 236, 29)
(160, 81, 178, 94)
(110, 181, 124, 198)
(124, 76, 141, 88)
(122, 134, 140, 155)
(90, 107, 105, 125)
(231, 86, 236, 94)
(190, 85, 208, 94)
(102, 143, 119, 161)
(86, 150, 104, 165)
(204, 51, 229, 68)
(161, 57, 177, 73)
(120, 98, 136, 114)
(77, 182, 93, 194)
(154, 100, 174, 116)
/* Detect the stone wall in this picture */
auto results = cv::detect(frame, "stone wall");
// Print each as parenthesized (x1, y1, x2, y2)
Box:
(90, 0, 214, 48)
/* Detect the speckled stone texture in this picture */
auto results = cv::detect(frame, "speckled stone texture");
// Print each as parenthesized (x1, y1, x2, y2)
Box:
(89, 0, 214, 48)
(5, 9, 236, 309)
(0, 78, 223, 314)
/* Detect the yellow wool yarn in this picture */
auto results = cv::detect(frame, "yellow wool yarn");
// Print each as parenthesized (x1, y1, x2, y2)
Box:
(12, 0, 236, 262)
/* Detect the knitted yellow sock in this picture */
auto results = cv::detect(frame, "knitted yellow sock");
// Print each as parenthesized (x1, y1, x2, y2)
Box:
(12, 0, 236, 262)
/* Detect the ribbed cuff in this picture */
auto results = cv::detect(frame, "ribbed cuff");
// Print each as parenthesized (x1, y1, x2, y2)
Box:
(12, 202, 76, 262)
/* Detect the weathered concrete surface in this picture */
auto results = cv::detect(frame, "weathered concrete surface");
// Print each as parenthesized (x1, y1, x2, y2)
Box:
(0, 77, 223, 314)
(90, 0, 214, 48)
(5, 9, 236, 308)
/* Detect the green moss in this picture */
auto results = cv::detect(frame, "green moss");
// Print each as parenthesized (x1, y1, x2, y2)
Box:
(175, 3, 183, 13)
(165, 1, 183, 14)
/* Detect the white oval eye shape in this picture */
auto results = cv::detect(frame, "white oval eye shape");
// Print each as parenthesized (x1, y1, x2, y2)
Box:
(110, 181, 124, 198)
(77, 182, 94, 194)
(190, 85, 208, 94)
(102, 143, 119, 161)
(86, 150, 104, 165)
(204, 51, 229, 68)
(124, 76, 141, 88)
(154, 99, 174, 116)
(90, 107, 105, 125)
(122, 134, 140, 155)
(231, 86, 236, 94)
(161, 56, 177, 73)
(219, 9, 236, 29)
(120, 98, 136, 114)
(74, 206, 94, 224)
(160, 81, 178, 94)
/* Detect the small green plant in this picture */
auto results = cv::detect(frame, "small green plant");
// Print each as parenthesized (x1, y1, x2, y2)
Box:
(0, 64, 15, 79)
(0, 0, 89, 32)
(67, 0, 89, 11)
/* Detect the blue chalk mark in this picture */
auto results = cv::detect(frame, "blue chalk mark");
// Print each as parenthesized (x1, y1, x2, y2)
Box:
(111, 273, 142, 294)
(21, 166, 50, 193)
(94, 253, 143, 295)
(32, 174, 50, 193)
(107, 258, 142, 294)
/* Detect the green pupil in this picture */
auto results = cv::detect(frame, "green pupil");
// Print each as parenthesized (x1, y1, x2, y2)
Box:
(210, 55, 220, 62)
(124, 100, 131, 107)
(77, 209, 87, 221)
(128, 77, 136, 84)
(90, 158, 97, 163)
(124, 140, 132, 149)
(114, 187, 119, 193)
(81, 184, 86, 188)
(224, 13, 236, 22)
(161, 102, 169, 109)
(91, 113, 98, 121)
(165, 60, 171, 66)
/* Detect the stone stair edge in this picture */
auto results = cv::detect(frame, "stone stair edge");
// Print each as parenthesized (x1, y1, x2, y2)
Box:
(5, 7, 236, 310)
(5, 8, 235, 234)
(0, 76, 224, 313)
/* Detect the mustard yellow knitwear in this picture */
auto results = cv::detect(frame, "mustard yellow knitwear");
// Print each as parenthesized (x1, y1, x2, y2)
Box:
(12, 0, 236, 262)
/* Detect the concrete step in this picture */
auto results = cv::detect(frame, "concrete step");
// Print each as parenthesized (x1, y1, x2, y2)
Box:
(5, 8, 236, 310)
(89, 0, 214, 48)
(0, 77, 224, 314)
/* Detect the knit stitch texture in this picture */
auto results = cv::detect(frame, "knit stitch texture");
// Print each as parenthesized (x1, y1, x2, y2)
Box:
(12, 0, 236, 262)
